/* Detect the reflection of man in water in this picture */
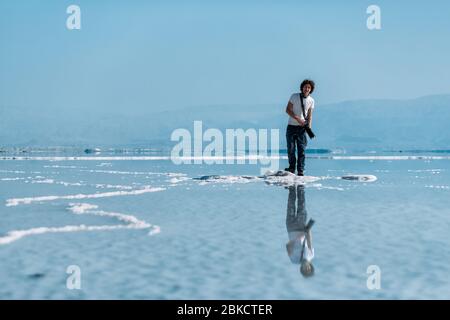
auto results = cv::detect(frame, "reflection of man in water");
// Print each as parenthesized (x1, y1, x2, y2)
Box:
(286, 185, 315, 277)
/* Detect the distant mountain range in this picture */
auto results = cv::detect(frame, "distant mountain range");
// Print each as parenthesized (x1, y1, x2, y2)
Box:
(1, 94, 450, 151)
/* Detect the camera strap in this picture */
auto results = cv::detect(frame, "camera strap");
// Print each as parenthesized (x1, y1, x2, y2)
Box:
(299, 93, 308, 121)
(300, 218, 314, 262)
(300, 235, 307, 262)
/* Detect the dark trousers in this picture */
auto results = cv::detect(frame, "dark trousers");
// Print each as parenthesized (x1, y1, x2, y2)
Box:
(286, 185, 307, 232)
(286, 125, 307, 173)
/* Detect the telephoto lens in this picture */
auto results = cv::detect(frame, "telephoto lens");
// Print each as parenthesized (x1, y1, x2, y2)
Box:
(306, 219, 315, 231)
(305, 126, 315, 139)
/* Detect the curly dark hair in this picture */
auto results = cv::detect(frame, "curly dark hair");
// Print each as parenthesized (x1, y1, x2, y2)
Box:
(300, 79, 315, 94)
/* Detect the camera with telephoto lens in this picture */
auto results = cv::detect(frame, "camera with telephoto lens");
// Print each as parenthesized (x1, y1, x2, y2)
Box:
(304, 123, 315, 139)
(305, 218, 315, 231)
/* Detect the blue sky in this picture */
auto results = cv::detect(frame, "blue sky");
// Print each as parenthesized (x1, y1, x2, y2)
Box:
(1, 0, 450, 114)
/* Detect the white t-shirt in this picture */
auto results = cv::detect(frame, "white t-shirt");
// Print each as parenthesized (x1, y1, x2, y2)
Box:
(287, 232, 315, 263)
(287, 93, 315, 126)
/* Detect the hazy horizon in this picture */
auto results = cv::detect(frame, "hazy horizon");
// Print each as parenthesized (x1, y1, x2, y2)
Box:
(2, 1, 450, 149)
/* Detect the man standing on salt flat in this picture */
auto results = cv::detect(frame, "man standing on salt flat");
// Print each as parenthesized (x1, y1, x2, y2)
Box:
(284, 79, 316, 176)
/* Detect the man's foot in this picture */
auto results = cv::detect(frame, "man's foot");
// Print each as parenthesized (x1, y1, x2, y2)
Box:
(284, 167, 295, 173)
(297, 171, 304, 176)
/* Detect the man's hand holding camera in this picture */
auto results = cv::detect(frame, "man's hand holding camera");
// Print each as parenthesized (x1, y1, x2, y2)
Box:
(294, 115, 306, 126)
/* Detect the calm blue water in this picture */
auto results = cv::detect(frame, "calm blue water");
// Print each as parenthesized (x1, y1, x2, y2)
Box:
(1, 155, 450, 299)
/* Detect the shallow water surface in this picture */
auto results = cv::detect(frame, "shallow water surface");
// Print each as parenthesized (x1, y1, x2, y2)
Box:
(1, 156, 449, 299)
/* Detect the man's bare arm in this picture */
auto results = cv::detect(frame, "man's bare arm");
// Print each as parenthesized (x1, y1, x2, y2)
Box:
(306, 230, 313, 250)
(307, 108, 314, 128)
